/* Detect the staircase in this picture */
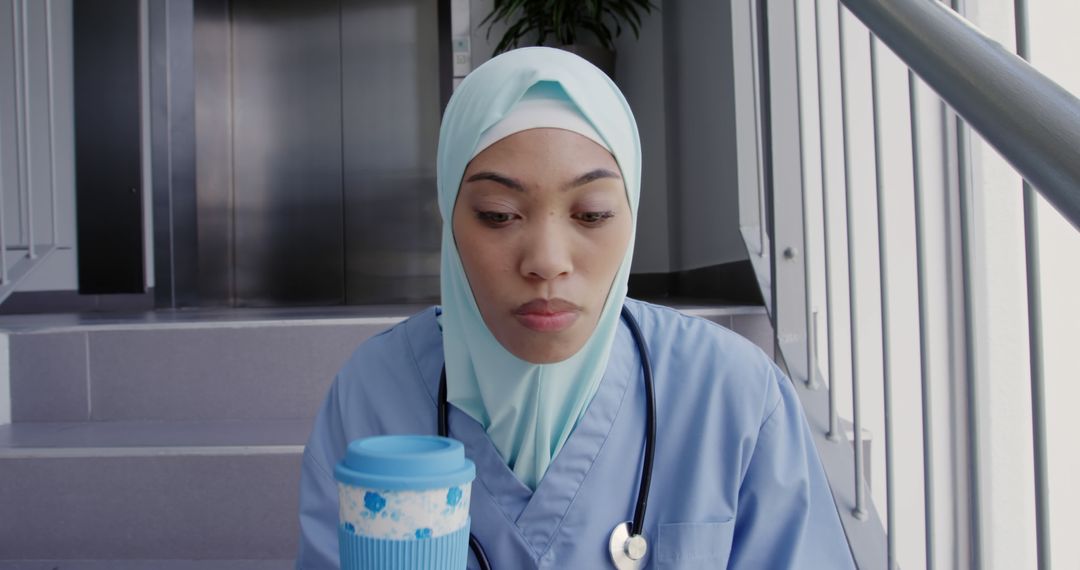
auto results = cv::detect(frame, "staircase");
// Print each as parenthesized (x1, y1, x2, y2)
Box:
(0, 303, 771, 567)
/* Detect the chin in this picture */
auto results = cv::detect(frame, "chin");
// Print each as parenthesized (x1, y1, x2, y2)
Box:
(508, 334, 583, 364)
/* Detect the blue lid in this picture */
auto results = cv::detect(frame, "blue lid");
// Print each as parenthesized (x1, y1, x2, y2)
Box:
(334, 435, 476, 491)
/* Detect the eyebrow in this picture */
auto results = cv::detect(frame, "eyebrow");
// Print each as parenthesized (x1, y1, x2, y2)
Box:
(568, 168, 622, 188)
(464, 168, 621, 192)
(465, 171, 525, 192)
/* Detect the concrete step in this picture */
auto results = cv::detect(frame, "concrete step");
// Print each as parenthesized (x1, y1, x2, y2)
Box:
(1, 304, 770, 424)
(0, 419, 308, 561)
(0, 303, 770, 564)
(1, 307, 415, 423)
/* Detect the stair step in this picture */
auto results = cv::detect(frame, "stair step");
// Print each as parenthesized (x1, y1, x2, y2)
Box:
(0, 304, 770, 562)
(0, 420, 308, 561)
(2, 304, 770, 424)
(2, 309, 411, 423)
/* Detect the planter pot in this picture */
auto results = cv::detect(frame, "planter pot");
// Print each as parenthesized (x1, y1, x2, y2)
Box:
(551, 44, 616, 78)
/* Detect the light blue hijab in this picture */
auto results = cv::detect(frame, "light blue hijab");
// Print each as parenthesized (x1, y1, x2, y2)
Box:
(437, 47, 641, 490)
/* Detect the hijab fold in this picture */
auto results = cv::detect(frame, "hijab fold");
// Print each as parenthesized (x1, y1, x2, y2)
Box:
(437, 47, 641, 490)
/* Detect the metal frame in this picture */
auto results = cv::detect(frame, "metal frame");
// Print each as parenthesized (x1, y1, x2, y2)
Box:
(148, 0, 199, 308)
(0, 0, 61, 305)
(762, 0, 809, 383)
(18, 0, 34, 259)
(733, 0, 773, 316)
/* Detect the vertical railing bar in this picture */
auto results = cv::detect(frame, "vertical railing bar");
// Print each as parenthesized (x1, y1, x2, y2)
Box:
(19, 0, 35, 260)
(813, 308, 820, 364)
(908, 69, 937, 570)
(869, 35, 897, 569)
(1012, 0, 1050, 567)
(10, 0, 25, 250)
(748, 0, 768, 258)
(951, 0, 982, 564)
(0, 0, 6, 282)
(792, 0, 818, 387)
(1022, 156, 1050, 570)
(815, 0, 840, 441)
(956, 103, 982, 570)
(45, 0, 58, 246)
(0, 87, 6, 285)
(837, 2, 868, 520)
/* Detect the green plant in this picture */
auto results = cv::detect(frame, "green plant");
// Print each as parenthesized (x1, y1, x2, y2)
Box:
(481, 0, 657, 55)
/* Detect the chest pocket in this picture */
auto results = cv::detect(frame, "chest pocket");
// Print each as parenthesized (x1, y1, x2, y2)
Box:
(655, 520, 735, 569)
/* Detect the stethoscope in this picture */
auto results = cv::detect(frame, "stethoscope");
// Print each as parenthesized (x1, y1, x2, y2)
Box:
(438, 305, 656, 570)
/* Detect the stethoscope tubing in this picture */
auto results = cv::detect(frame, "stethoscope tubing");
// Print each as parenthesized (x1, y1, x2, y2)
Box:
(620, 305, 656, 539)
(438, 305, 656, 570)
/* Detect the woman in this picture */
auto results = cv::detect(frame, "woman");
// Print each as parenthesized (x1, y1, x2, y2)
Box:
(297, 47, 853, 569)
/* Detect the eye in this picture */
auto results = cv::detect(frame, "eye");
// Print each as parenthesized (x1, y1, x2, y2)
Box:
(574, 211, 616, 225)
(475, 210, 517, 227)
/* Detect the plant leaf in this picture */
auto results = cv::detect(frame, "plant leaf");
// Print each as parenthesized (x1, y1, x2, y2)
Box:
(606, 5, 637, 38)
(581, 20, 614, 52)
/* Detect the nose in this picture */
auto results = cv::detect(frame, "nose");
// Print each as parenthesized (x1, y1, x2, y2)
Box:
(520, 219, 573, 281)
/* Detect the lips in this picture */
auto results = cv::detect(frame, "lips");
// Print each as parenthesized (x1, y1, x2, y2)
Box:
(513, 298, 582, 332)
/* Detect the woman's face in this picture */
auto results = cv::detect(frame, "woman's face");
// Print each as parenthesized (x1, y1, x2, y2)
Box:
(453, 128, 633, 364)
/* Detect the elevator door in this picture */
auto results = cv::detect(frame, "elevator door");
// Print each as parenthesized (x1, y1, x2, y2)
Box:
(194, 0, 443, 307)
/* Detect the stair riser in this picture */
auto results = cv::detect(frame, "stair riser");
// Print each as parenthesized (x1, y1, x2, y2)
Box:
(0, 451, 301, 559)
(9, 322, 394, 422)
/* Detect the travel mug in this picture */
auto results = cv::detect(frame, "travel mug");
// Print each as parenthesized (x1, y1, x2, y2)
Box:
(335, 435, 476, 570)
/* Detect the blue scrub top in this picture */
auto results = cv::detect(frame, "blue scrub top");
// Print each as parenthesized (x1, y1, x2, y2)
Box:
(296, 299, 855, 569)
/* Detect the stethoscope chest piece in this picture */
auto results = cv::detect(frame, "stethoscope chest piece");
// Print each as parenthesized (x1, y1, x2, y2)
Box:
(608, 521, 648, 570)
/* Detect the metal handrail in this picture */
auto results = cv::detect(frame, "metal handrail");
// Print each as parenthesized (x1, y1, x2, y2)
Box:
(839, 0, 1080, 230)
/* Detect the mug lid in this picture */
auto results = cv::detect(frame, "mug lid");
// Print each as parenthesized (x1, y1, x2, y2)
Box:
(334, 435, 476, 490)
